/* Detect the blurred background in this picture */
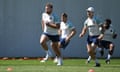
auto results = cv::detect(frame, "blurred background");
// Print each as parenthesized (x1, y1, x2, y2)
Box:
(0, 0, 119, 58)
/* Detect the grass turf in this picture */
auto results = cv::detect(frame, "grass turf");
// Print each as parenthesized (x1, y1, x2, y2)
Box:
(0, 59, 120, 72)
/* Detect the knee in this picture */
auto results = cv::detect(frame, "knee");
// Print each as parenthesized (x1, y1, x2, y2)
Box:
(40, 40, 46, 46)
(109, 44, 114, 55)
(109, 44, 114, 51)
(40, 35, 48, 46)
(110, 44, 114, 48)
(87, 50, 92, 54)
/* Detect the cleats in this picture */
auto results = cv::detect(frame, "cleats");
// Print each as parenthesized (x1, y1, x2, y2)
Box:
(86, 60, 90, 64)
(105, 60, 110, 64)
(53, 57, 58, 63)
(94, 63, 101, 67)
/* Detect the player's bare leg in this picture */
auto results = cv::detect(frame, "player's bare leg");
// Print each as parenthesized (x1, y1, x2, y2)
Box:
(92, 44, 100, 67)
(51, 42, 62, 66)
(53, 42, 61, 64)
(106, 44, 114, 64)
(87, 44, 95, 60)
(87, 44, 100, 67)
(40, 34, 52, 62)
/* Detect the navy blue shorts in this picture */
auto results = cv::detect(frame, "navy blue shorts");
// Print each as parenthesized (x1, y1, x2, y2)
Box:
(60, 38, 69, 49)
(43, 33, 60, 42)
(87, 35, 99, 45)
(98, 40, 112, 49)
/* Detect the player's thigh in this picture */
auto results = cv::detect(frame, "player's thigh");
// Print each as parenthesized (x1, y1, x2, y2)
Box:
(51, 42, 59, 49)
(87, 44, 92, 52)
(40, 34, 48, 43)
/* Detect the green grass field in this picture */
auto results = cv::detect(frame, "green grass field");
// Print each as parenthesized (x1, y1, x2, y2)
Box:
(0, 59, 120, 72)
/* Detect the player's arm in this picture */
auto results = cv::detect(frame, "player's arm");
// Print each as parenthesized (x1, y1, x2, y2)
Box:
(58, 29, 62, 36)
(79, 26, 87, 37)
(46, 22, 60, 29)
(98, 34, 104, 40)
(112, 30, 117, 39)
(46, 14, 60, 29)
(98, 25, 105, 40)
(41, 13, 46, 31)
(66, 28, 76, 41)
(41, 20, 44, 31)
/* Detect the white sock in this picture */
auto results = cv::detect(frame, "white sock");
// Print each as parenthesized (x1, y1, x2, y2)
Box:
(107, 54, 111, 60)
(87, 56, 91, 61)
(57, 57, 63, 65)
(44, 50, 50, 60)
(54, 56, 58, 62)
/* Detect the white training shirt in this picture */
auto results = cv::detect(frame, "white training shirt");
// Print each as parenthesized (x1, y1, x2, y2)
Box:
(102, 26, 115, 42)
(60, 21, 75, 38)
(84, 17, 101, 36)
(42, 12, 59, 35)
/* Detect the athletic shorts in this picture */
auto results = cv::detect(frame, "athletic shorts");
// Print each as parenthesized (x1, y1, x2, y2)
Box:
(98, 40, 112, 49)
(60, 38, 69, 49)
(43, 33, 60, 42)
(87, 35, 99, 45)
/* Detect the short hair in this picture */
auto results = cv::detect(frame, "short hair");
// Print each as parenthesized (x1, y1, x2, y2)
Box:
(62, 13, 68, 18)
(46, 3, 53, 8)
(105, 19, 112, 24)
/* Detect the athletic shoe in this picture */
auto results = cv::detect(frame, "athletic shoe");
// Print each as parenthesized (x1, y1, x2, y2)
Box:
(40, 50, 52, 63)
(40, 57, 48, 63)
(86, 60, 90, 64)
(53, 57, 58, 63)
(94, 63, 101, 67)
(40, 54, 50, 62)
(105, 59, 110, 64)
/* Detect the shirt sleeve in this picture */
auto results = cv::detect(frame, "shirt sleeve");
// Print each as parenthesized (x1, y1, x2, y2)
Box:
(94, 16, 102, 25)
(68, 21, 75, 30)
(52, 13, 60, 24)
(60, 22, 62, 30)
(99, 26, 104, 34)
(84, 20, 88, 27)
(42, 13, 46, 21)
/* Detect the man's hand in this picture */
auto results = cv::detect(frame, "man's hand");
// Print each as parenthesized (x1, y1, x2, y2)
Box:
(79, 33, 84, 38)
(65, 37, 70, 43)
(46, 22, 50, 26)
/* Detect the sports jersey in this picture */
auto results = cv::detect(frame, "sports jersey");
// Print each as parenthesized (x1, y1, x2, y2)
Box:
(84, 17, 101, 36)
(42, 12, 59, 35)
(60, 21, 75, 38)
(102, 26, 115, 42)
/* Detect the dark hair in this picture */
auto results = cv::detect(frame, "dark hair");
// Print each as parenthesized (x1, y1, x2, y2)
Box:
(105, 19, 112, 24)
(62, 13, 68, 18)
(46, 3, 53, 8)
